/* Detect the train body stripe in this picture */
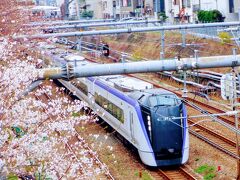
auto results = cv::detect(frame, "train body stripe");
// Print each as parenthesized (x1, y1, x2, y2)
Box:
(88, 77, 154, 153)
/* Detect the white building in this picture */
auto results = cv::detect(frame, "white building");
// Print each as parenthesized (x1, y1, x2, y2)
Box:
(218, 0, 240, 21)
(102, 0, 115, 18)
(55, 0, 64, 6)
(192, 0, 239, 21)
(164, 0, 240, 23)
(165, 0, 194, 23)
(68, 0, 79, 19)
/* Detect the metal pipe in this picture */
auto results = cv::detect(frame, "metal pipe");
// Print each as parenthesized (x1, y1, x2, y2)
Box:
(45, 20, 161, 30)
(18, 21, 240, 39)
(36, 55, 240, 80)
(24, 19, 115, 27)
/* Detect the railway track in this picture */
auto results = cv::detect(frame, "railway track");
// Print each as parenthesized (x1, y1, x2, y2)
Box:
(34, 84, 115, 179)
(54, 79, 199, 179)
(158, 166, 197, 180)
(82, 56, 240, 160)
(44, 42, 239, 178)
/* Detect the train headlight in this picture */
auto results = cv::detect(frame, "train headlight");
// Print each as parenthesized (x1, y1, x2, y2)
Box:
(168, 148, 174, 153)
(148, 120, 151, 126)
(147, 115, 152, 132)
(147, 115, 150, 121)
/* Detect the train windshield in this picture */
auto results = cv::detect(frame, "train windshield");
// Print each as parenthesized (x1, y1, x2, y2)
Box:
(148, 94, 181, 107)
(151, 102, 184, 161)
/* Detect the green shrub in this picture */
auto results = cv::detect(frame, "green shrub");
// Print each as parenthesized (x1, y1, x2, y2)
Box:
(197, 10, 224, 23)
(195, 164, 216, 180)
(158, 12, 168, 22)
(204, 173, 216, 180)
(81, 11, 93, 18)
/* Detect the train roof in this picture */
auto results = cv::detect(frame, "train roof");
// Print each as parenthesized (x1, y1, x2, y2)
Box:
(64, 55, 85, 61)
(128, 88, 177, 105)
(98, 75, 153, 92)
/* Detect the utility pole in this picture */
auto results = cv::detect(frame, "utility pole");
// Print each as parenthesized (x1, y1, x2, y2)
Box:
(160, 30, 165, 59)
(194, 50, 199, 84)
(232, 48, 240, 180)
(64, 0, 75, 20)
(140, 0, 143, 17)
(155, 0, 158, 19)
(113, 1, 116, 19)
(64, 0, 70, 20)
(181, 29, 186, 48)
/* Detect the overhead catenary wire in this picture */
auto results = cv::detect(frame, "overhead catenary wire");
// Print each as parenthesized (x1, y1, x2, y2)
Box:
(16, 21, 240, 39)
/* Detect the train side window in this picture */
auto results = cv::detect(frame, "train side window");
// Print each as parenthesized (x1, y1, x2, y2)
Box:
(112, 104, 118, 118)
(95, 93, 101, 105)
(94, 93, 124, 123)
(102, 97, 108, 109)
(108, 102, 113, 113)
(117, 108, 124, 123)
(72, 80, 88, 95)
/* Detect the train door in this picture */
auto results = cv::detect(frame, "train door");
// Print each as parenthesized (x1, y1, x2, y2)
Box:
(129, 111, 135, 142)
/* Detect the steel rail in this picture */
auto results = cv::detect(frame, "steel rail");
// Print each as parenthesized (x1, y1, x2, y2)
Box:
(189, 130, 239, 159)
(158, 167, 197, 179)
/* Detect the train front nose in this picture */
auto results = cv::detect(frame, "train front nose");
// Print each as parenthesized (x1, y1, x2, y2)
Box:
(151, 105, 184, 166)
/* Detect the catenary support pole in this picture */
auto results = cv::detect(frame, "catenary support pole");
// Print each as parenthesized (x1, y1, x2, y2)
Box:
(232, 48, 240, 180)
(182, 29, 186, 48)
(160, 30, 165, 59)
(77, 36, 82, 53)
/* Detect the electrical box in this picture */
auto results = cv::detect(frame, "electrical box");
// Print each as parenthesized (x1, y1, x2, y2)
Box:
(221, 73, 234, 100)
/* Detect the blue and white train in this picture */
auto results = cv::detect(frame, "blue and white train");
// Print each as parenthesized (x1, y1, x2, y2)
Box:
(58, 58, 189, 167)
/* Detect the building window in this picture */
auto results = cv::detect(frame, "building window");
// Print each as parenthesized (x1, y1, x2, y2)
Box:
(95, 93, 124, 123)
(181, 0, 190, 7)
(173, 0, 180, 5)
(127, 0, 131, 7)
(121, 0, 131, 7)
(186, 0, 191, 7)
(229, 0, 234, 13)
(102, 1, 108, 10)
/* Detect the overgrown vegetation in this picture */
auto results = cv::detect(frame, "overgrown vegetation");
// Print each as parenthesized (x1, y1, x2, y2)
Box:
(158, 12, 168, 22)
(81, 11, 94, 18)
(195, 164, 216, 180)
(132, 49, 143, 61)
(134, 170, 153, 180)
(7, 173, 18, 180)
(218, 32, 232, 44)
(197, 10, 224, 23)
